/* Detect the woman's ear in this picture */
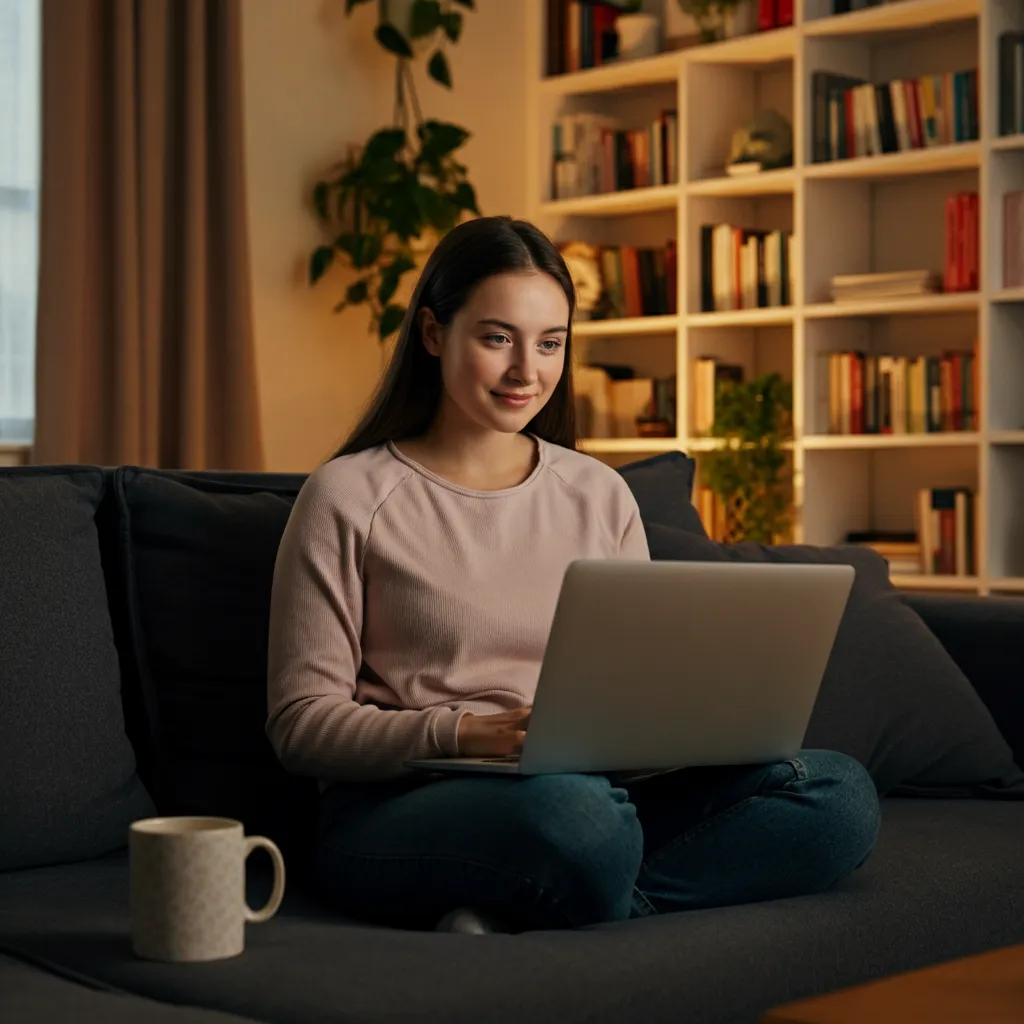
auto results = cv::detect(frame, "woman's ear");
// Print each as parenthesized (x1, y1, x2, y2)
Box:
(419, 308, 443, 357)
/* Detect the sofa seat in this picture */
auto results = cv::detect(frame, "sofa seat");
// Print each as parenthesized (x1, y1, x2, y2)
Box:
(2, 798, 1023, 1024)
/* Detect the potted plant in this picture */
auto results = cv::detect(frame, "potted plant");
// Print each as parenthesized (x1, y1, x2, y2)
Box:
(308, 0, 479, 343)
(701, 372, 793, 544)
(677, 0, 758, 44)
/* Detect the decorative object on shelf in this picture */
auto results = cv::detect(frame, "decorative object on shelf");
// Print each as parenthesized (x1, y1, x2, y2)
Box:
(307, 0, 480, 342)
(701, 372, 793, 544)
(615, 1, 662, 60)
(725, 108, 793, 175)
(676, 0, 757, 45)
(560, 242, 604, 319)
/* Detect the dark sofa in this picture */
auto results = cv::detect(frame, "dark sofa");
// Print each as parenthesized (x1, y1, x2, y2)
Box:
(2, 457, 1023, 1024)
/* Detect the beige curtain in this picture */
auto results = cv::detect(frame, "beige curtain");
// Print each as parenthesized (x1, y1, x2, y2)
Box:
(33, 0, 263, 470)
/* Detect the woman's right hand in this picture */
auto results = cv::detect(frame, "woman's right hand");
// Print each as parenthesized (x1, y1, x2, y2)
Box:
(456, 706, 532, 757)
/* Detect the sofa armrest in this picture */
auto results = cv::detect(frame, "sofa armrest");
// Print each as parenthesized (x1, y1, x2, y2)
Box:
(901, 592, 1024, 766)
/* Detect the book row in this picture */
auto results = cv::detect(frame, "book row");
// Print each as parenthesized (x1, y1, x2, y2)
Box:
(699, 225, 794, 314)
(819, 349, 978, 436)
(811, 67, 979, 164)
(574, 367, 676, 440)
(560, 240, 678, 320)
(551, 111, 679, 202)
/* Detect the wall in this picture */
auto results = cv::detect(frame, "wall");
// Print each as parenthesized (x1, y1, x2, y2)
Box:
(242, 0, 529, 472)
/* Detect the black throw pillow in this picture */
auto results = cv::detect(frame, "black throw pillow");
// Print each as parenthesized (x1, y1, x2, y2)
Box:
(617, 452, 705, 535)
(644, 521, 1024, 798)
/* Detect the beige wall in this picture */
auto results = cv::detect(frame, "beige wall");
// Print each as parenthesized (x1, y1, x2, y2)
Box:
(242, 0, 529, 472)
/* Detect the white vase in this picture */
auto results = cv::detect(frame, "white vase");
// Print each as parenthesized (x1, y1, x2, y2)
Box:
(615, 13, 661, 61)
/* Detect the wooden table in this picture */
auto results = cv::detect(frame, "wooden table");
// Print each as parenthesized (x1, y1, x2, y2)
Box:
(762, 943, 1024, 1023)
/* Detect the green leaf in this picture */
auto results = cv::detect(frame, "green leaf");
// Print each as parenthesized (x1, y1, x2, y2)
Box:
(345, 0, 374, 11)
(427, 50, 452, 87)
(363, 128, 406, 162)
(410, 0, 442, 38)
(333, 299, 348, 313)
(309, 246, 335, 284)
(379, 304, 406, 340)
(452, 181, 479, 213)
(347, 279, 369, 304)
(375, 23, 413, 57)
(377, 253, 417, 305)
(441, 11, 462, 41)
(417, 120, 469, 160)
(312, 182, 330, 222)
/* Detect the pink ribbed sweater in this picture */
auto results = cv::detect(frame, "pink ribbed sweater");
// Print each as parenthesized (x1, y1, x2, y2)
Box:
(265, 437, 650, 783)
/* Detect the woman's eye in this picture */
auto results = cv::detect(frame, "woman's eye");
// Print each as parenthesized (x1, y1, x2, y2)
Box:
(485, 333, 511, 346)
(540, 339, 563, 352)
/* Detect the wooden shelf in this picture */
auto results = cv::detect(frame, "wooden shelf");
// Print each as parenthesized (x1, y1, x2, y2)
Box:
(540, 50, 682, 96)
(580, 437, 683, 454)
(804, 293, 980, 318)
(890, 574, 981, 592)
(687, 168, 796, 197)
(990, 134, 1024, 153)
(990, 431, 1024, 445)
(802, 433, 980, 450)
(686, 307, 794, 328)
(803, 0, 980, 38)
(684, 26, 797, 66)
(540, 184, 678, 218)
(990, 578, 1024, 593)
(574, 315, 679, 338)
(805, 143, 981, 182)
(991, 287, 1024, 303)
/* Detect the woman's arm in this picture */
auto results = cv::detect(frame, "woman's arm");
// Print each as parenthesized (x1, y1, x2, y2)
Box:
(265, 472, 464, 781)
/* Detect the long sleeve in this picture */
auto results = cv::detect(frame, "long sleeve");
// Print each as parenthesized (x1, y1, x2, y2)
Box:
(618, 492, 651, 560)
(265, 472, 464, 781)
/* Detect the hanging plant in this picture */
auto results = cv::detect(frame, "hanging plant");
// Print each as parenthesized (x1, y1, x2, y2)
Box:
(308, 0, 480, 341)
(701, 372, 794, 544)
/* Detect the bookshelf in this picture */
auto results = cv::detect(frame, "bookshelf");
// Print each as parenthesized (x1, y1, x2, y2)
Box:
(527, 0, 1024, 595)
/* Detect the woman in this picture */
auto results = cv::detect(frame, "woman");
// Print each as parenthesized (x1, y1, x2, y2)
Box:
(266, 216, 880, 934)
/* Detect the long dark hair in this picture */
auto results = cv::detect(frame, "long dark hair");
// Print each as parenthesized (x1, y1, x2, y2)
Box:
(333, 216, 577, 459)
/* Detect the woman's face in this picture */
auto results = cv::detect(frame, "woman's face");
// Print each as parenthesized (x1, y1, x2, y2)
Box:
(422, 270, 570, 436)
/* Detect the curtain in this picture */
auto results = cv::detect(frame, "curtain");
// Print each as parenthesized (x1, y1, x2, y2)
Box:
(33, 0, 263, 470)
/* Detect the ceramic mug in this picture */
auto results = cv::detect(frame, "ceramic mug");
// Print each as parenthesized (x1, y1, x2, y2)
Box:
(129, 816, 285, 963)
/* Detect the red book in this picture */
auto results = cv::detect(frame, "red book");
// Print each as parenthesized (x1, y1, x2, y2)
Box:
(758, 0, 776, 31)
(776, 0, 793, 27)
(665, 239, 678, 315)
(850, 353, 864, 435)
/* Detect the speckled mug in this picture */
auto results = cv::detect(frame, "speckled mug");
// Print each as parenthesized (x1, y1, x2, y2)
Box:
(129, 816, 285, 963)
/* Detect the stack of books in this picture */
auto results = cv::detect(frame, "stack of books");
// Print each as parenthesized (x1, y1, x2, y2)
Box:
(551, 111, 679, 201)
(700, 224, 794, 313)
(575, 367, 676, 439)
(916, 487, 976, 576)
(810, 66, 979, 163)
(829, 270, 941, 303)
(846, 532, 924, 578)
(818, 348, 977, 435)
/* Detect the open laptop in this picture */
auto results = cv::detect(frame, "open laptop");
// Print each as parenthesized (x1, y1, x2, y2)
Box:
(405, 559, 854, 777)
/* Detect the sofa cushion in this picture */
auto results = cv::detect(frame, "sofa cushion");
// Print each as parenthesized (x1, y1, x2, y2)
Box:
(112, 468, 318, 864)
(0, 467, 155, 871)
(645, 523, 1024, 797)
(616, 452, 704, 534)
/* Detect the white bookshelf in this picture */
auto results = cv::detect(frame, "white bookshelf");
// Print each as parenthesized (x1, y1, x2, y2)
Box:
(526, 0, 1024, 595)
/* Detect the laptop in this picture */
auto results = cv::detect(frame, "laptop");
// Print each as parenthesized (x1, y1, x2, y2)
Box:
(404, 559, 854, 777)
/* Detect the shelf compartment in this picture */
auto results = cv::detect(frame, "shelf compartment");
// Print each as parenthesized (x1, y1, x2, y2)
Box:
(803, 0, 980, 38)
(805, 143, 981, 182)
(540, 184, 678, 217)
(540, 50, 683, 97)
(802, 433, 980, 450)
(580, 437, 683, 454)
(574, 315, 679, 338)
(803, 293, 981, 319)
(889, 573, 981, 592)
(686, 307, 795, 328)
(687, 168, 797, 197)
(685, 27, 798, 66)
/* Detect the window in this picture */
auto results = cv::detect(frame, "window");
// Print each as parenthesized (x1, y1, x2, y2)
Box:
(0, 0, 39, 444)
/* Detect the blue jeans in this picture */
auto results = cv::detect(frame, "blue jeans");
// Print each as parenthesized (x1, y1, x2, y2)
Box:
(311, 749, 881, 931)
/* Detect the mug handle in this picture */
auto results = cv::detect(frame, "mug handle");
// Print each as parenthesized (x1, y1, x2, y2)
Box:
(243, 835, 286, 924)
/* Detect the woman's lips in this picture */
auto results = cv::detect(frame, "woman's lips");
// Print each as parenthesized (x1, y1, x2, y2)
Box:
(491, 391, 534, 408)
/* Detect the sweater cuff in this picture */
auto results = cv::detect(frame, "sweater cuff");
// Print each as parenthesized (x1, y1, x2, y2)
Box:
(433, 707, 466, 757)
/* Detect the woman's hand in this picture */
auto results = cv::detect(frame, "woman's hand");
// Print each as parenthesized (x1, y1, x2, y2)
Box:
(456, 706, 532, 757)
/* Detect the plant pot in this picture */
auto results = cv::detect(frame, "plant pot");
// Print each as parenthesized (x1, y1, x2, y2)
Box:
(615, 13, 661, 61)
(692, 1, 758, 44)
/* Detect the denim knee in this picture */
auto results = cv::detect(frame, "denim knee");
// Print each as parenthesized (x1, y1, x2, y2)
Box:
(797, 749, 881, 881)
(512, 773, 644, 927)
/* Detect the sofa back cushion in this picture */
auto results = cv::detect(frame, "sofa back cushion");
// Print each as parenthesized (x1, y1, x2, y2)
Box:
(0, 467, 156, 870)
(112, 468, 318, 863)
(645, 522, 1024, 798)
(616, 452, 703, 534)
